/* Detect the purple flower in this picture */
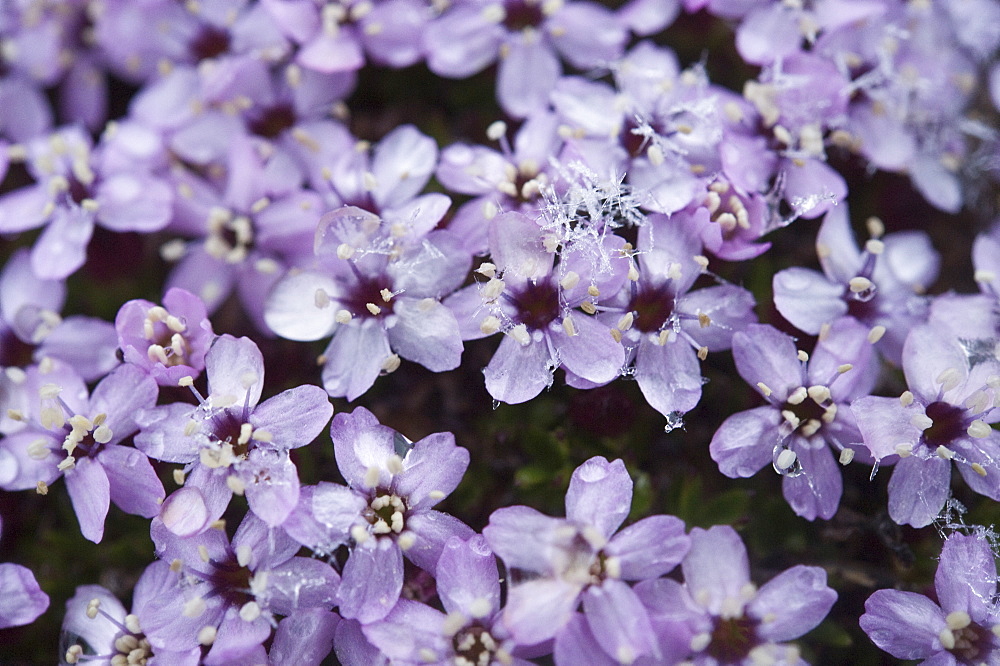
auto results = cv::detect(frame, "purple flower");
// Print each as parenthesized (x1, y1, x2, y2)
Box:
(773, 205, 939, 363)
(446, 210, 627, 405)
(61, 563, 201, 664)
(265, 205, 469, 400)
(483, 456, 690, 659)
(851, 321, 1000, 528)
(636, 525, 837, 664)
(0, 248, 118, 383)
(143, 511, 340, 662)
(710, 320, 877, 520)
(115, 287, 215, 387)
(0, 563, 49, 630)
(0, 126, 173, 280)
(423, 0, 627, 117)
(0, 362, 162, 543)
(309, 407, 473, 623)
(861, 531, 1000, 663)
(363, 535, 533, 665)
(135, 334, 333, 532)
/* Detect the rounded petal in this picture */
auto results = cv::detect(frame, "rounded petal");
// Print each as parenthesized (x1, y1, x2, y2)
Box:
(565, 457, 632, 539)
(859, 589, 944, 659)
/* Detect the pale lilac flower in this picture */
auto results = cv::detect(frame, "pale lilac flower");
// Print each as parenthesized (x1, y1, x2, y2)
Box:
(446, 210, 627, 404)
(0, 563, 49, 630)
(640, 525, 837, 664)
(0, 249, 118, 383)
(483, 456, 690, 659)
(597, 209, 756, 418)
(164, 135, 324, 332)
(0, 362, 162, 543)
(363, 535, 533, 665)
(115, 288, 215, 387)
(309, 407, 473, 623)
(135, 335, 333, 532)
(60, 563, 201, 665)
(265, 205, 468, 400)
(263, 0, 432, 72)
(0, 126, 173, 280)
(143, 511, 340, 662)
(423, 0, 627, 117)
(861, 531, 1000, 664)
(851, 322, 1000, 528)
(773, 205, 939, 363)
(710, 320, 877, 520)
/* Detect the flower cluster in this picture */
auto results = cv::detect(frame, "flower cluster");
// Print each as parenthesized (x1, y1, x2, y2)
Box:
(0, 0, 997, 662)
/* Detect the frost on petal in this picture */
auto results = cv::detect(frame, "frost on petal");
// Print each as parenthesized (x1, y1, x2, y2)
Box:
(860, 589, 944, 660)
(935, 532, 998, 622)
(394, 432, 469, 509)
(887, 456, 952, 528)
(851, 396, 922, 461)
(483, 335, 552, 405)
(565, 457, 632, 539)
(402, 510, 477, 573)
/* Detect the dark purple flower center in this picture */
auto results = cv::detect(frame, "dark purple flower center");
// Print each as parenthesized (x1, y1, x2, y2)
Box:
(247, 103, 297, 139)
(923, 401, 967, 448)
(189, 25, 231, 61)
(67, 175, 92, 205)
(344, 275, 393, 320)
(782, 394, 827, 426)
(208, 408, 252, 458)
(628, 283, 674, 333)
(706, 615, 760, 662)
(452, 623, 499, 665)
(619, 117, 664, 158)
(511, 280, 560, 330)
(503, 0, 543, 31)
(203, 552, 254, 609)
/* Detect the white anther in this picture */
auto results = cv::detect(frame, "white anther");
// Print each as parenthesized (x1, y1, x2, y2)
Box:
(781, 410, 801, 429)
(226, 475, 246, 495)
(476, 262, 497, 278)
(936, 445, 955, 460)
(895, 443, 913, 458)
(363, 465, 381, 489)
(381, 354, 401, 374)
(787, 387, 808, 405)
(864, 239, 884, 255)
(337, 243, 355, 260)
(911, 413, 933, 430)
(197, 625, 217, 646)
(837, 364, 853, 374)
(617, 312, 634, 332)
(839, 448, 855, 465)
(800, 419, 821, 437)
(486, 120, 507, 141)
(946, 611, 971, 630)
(387, 455, 404, 475)
(972, 463, 988, 477)
(936, 368, 962, 393)
(480, 316, 501, 335)
(559, 271, 580, 290)
(776, 449, 797, 470)
(366, 303, 382, 316)
(334, 309, 353, 324)
(482, 277, 505, 302)
(314, 289, 331, 309)
(561, 316, 577, 337)
(362, 172, 377, 192)
(939, 628, 956, 650)
(807, 385, 830, 404)
(797, 350, 809, 362)
(968, 420, 991, 439)
(183, 597, 206, 618)
(757, 382, 772, 397)
(849, 277, 873, 293)
(647, 144, 664, 166)
(509, 324, 531, 346)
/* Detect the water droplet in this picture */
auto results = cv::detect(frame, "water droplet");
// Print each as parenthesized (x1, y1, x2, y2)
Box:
(664, 411, 685, 433)
(772, 444, 804, 477)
